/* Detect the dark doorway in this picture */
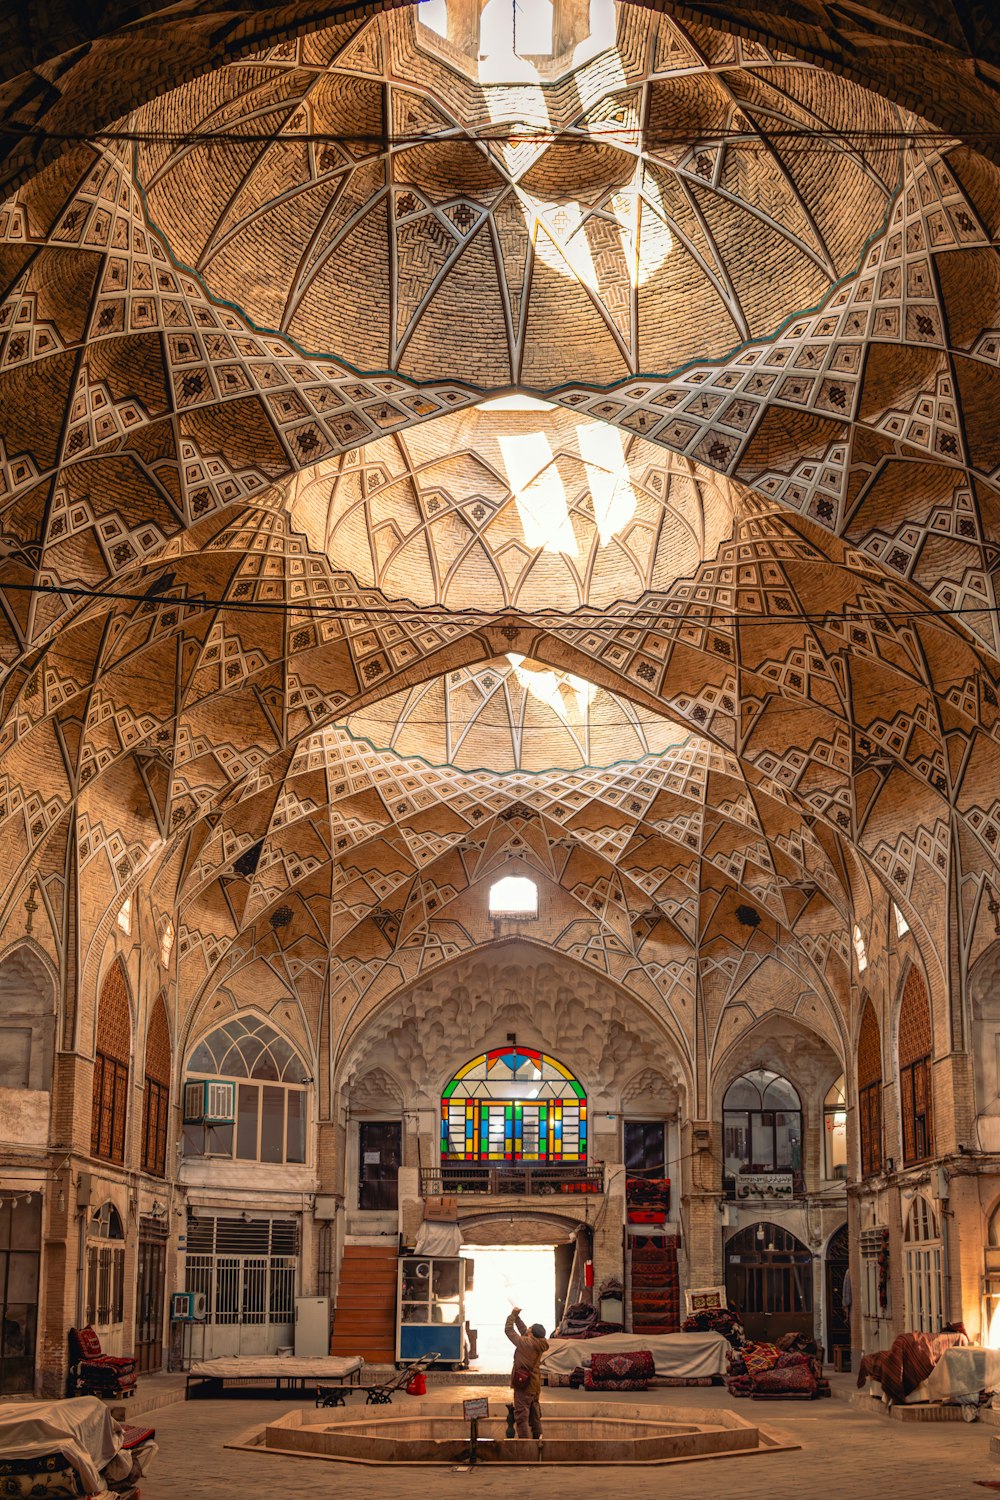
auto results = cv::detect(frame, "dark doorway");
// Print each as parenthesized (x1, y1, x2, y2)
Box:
(135, 1221, 167, 1373)
(825, 1222, 850, 1361)
(725, 1222, 814, 1342)
(624, 1120, 666, 1173)
(358, 1120, 402, 1211)
(0, 1194, 40, 1394)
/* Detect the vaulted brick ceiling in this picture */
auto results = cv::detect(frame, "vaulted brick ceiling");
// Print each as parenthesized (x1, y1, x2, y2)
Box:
(0, 3, 998, 1061)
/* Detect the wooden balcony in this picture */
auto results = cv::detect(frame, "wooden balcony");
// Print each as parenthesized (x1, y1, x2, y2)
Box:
(421, 1163, 604, 1198)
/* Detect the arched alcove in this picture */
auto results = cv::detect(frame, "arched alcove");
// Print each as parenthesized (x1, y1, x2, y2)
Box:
(0, 945, 55, 1092)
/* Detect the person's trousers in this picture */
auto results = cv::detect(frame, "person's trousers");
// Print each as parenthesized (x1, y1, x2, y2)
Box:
(513, 1391, 542, 1438)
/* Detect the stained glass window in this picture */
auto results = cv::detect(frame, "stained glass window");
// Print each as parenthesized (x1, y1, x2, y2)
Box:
(440, 1048, 587, 1163)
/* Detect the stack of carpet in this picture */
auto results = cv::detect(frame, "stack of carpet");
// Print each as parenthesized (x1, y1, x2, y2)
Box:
(681, 1306, 745, 1348)
(630, 1234, 680, 1334)
(582, 1350, 656, 1392)
(552, 1302, 626, 1339)
(725, 1335, 829, 1400)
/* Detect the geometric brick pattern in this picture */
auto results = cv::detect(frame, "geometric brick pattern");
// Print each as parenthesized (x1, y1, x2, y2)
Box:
(0, 4, 997, 1114)
(898, 965, 933, 1069)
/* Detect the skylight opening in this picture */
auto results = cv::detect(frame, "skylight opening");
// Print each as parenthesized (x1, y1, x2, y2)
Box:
(489, 875, 538, 917)
(894, 903, 910, 938)
(852, 923, 868, 972)
(160, 919, 175, 967)
(116, 896, 132, 936)
(477, 394, 556, 412)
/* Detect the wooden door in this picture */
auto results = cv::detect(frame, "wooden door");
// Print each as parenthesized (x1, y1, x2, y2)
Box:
(359, 1120, 402, 1211)
(825, 1223, 850, 1359)
(725, 1222, 814, 1342)
(135, 1230, 166, 1373)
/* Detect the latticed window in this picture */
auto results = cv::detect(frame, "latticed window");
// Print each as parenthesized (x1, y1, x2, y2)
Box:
(183, 1016, 308, 1166)
(903, 1195, 943, 1333)
(85, 1203, 126, 1330)
(91, 963, 131, 1164)
(141, 995, 171, 1177)
(441, 1047, 586, 1163)
(857, 1001, 883, 1177)
(898, 967, 934, 1165)
(722, 1070, 802, 1193)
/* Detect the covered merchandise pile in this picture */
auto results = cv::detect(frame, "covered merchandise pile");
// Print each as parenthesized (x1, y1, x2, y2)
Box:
(553, 1302, 623, 1339)
(726, 1334, 830, 1400)
(856, 1328, 969, 1404)
(681, 1306, 745, 1348)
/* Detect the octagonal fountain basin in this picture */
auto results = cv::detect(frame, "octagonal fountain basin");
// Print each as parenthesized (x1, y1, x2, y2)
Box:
(231, 1399, 796, 1467)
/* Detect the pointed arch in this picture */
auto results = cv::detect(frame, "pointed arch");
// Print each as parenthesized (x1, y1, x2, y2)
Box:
(0, 940, 56, 1091)
(141, 993, 171, 1177)
(91, 959, 132, 1164)
(898, 965, 934, 1165)
(857, 999, 883, 1178)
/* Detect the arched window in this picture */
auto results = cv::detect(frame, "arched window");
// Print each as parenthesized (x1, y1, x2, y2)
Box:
(898, 967, 934, 1165)
(722, 1070, 802, 1195)
(824, 1075, 848, 1180)
(91, 963, 131, 1164)
(141, 996, 171, 1177)
(441, 1047, 586, 1163)
(0, 946, 55, 1091)
(489, 875, 537, 917)
(857, 1001, 882, 1177)
(183, 1016, 308, 1166)
(85, 1203, 126, 1338)
(903, 1195, 943, 1333)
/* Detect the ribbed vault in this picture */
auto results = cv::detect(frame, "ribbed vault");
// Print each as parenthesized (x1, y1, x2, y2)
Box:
(0, 0, 997, 1074)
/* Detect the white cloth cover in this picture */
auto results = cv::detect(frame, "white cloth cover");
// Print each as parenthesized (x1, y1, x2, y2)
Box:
(188, 1355, 363, 1378)
(0, 1396, 123, 1494)
(905, 1346, 1000, 1402)
(414, 1221, 463, 1256)
(540, 1331, 729, 1378)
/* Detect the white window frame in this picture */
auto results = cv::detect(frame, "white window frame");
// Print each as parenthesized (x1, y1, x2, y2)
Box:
(903, 1195, 943, 1334)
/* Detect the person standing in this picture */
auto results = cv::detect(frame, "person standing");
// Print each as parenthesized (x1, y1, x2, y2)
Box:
(505, 1306, 549, 1439)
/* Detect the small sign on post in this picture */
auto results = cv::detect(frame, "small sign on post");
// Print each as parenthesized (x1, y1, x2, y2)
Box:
(463, 1397, 489, 1421)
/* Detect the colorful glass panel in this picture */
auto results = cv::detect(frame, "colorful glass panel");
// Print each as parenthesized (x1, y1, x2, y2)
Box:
(440, 1050, 587, 1163)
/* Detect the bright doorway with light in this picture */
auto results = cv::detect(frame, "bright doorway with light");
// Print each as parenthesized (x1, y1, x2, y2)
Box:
(460, 1246, 557, 1371)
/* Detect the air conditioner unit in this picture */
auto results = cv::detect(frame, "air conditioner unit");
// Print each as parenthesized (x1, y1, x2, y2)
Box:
(183, 1080, 235, 1125)
(171, 1291, 207, 1322)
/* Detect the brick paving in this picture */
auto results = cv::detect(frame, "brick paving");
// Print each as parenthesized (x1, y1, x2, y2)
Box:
(141, 1376, 1000, 1500)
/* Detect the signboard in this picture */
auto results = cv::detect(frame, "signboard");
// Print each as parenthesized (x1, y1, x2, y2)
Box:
(735, 1171, 793, 1200)
(685, 1285, 726, 1315)
(363, 1151, 380, 1165)
(463, 1397, 489, 1420)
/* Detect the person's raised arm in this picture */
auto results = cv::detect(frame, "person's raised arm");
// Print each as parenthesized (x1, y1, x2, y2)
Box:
(505, 1306, 527, 1343)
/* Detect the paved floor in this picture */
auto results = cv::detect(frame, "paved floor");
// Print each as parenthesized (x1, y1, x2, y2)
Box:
(139, 1376, 1000, 1500)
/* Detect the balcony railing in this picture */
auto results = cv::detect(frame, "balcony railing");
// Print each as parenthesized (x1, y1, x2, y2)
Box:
(422, 1163, 604, 1198)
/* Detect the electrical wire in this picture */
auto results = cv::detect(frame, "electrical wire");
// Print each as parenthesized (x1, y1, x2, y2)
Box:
(0, 123, 968, 150)
(2, 574, 1000, 632)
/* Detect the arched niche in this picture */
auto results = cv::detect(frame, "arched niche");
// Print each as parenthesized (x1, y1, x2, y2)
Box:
(0, 944, 55, 1091)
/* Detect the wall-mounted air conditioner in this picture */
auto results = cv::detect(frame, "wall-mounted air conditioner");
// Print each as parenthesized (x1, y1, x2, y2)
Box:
(183, 1080, 235, 1124)
(170, 1291, 207, 1322)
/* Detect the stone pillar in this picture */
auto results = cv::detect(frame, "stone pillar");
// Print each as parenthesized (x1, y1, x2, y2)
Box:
(552, 0, 590, 55)
(398, 1166, 422, 1246)
(593, 1161, 625, 1289)
(446, 0, 481, 55)
(682, 1120, 723, 1287)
